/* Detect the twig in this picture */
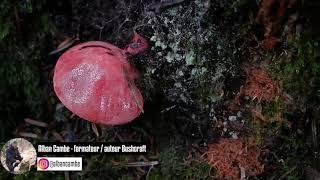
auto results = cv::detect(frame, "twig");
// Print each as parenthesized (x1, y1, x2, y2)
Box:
(18, 132, 40, 139)
(122, 66, 144, 113)
(24, 118, 48, 128)
(240, 166, 246, 180)
(49, 36, 79, 55)
(64, 171, 70, 180)
(123, 161, 159, 167)
(160, 105, 176, 113)
(146, 165, 154, 180)
(51, 131, 64, 142)
(311, 108, 319, 169)
(14, 6, 21, 37)
(91, 123, 100, 138)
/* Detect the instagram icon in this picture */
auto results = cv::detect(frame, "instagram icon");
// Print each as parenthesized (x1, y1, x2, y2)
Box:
(37, 158, 49, 170)
(37, 157, 82, 171)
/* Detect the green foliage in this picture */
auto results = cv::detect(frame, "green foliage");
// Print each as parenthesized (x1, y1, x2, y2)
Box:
(268, 124, 311, 179)
(0, 0, 57, 176)
(148, 147, 212, 180)
(0, 0, 13, 41)
(0, 0, 46, 41)
(117, 176, 134, 180)
(12, 173, 65, 180)
(0, 21, 10, 40)
(263, 33, 319, 179)
(79, 155, 132, 179)
(270, 38, 320, 102)
(262, 97, 287, 124)
(0, 0, 54, 140)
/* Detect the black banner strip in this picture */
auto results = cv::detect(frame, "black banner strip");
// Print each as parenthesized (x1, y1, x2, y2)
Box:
(36, 142, 148, 155)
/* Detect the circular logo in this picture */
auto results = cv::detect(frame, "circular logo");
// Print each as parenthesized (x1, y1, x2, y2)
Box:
(37, 158, 49, 170)
(1, 138, 37, 174)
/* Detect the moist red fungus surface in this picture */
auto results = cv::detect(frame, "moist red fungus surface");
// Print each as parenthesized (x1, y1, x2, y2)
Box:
(53, 33, 148, 125)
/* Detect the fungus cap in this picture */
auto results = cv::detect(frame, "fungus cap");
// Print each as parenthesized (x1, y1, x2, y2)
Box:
(53, 37, 147, 125)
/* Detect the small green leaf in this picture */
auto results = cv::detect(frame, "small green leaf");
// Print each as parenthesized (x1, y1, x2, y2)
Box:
(0, 22, 10, 40)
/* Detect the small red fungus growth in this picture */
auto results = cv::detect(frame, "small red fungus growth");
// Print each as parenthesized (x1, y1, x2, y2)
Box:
(261, 36, 280, 50)
(53, 33, 148, 125)
(205, 138, 264, 179)
(243, 69, 276, 102)
(123, 32, 149, 56)
(256, 0, 297, 50)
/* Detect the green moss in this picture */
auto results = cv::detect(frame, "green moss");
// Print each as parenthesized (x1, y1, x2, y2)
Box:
(270, 38, 320, 101)
(260, 34, 319, 179)
(262, 97, 287, 124)
(148, 147, 212, 180)
(12, 173, 65, 180)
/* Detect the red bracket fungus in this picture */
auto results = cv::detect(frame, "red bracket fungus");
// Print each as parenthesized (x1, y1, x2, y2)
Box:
(53, 32, 148, 125)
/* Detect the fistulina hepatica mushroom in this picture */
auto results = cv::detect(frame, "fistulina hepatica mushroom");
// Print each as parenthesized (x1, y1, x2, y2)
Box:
(53, 32, 148, 125)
